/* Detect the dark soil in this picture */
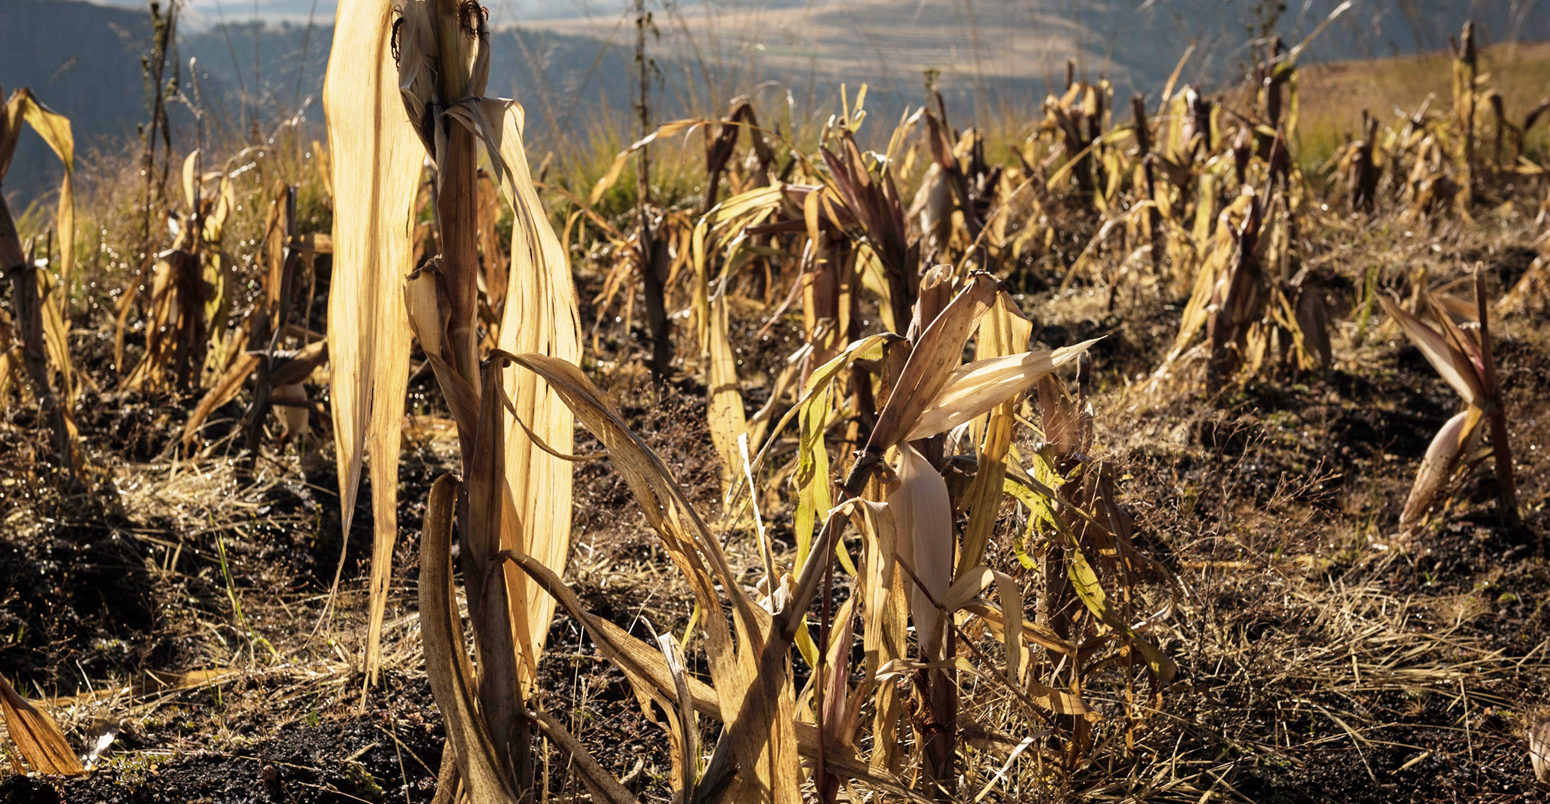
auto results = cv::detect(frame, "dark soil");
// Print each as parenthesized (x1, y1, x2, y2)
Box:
(4, 157, 1550, 804)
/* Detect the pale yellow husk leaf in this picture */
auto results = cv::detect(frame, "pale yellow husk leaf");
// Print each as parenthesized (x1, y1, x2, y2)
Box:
(323, 0, 423, 678)
(905, 339, 1100, 442)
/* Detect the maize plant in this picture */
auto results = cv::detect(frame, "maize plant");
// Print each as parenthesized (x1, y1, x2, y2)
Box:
(118, 146, 235, 393)
(0, 86, 75, 296)
(581, 101, 782, 382)
(181, 181, 331, 455)
(503, 269, 1134, 803)
(1346, 21, 1550, 220)
(326, 0, 582, 799)
(0, 86, 83, 478)
(675, 100, 924, 507)
(1452, 22, 1481, 202)
(1152, 38, 1334, 391)
(1333, 112, 1382, 212)
(1378, 268, 1520, 535)
(1498, 229, 1550, 317)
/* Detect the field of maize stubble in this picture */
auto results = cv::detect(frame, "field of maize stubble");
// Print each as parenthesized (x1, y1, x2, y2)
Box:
(2, 2, 1550, 802)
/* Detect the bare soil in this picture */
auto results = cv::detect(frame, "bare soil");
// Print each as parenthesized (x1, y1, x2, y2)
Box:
(2, 197, 1549, 804)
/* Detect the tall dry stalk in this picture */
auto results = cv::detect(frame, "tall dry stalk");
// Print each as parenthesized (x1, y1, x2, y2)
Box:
(326, 0, 582, 798)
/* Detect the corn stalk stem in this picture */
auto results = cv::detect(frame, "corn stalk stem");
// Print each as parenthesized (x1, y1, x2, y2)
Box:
(1, 201, 75, 477)
(242, 186, 298, 461)
(1474, 272, 1523, 532)
(423, 0, 531, 792)
(634, 0, 672, 380)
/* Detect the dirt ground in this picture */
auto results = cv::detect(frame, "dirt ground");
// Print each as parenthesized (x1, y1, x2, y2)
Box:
(2, 191, 1550, 802)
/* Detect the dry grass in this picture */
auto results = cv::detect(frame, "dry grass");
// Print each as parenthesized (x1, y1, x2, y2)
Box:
(1297, 41, 1550, 167)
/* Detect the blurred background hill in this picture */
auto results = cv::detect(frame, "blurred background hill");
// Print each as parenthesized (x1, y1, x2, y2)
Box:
(3, 0, 1547, 203)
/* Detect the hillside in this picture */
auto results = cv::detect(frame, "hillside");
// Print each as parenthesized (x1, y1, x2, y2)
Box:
(5, 0, 1548, 203)
(1295, 39, 1550, 160)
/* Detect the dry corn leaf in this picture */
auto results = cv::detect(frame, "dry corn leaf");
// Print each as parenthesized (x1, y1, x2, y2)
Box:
(0, 90, 74, 294)
(843, 497, 908, 773)
(417, 474, 520, 802)
(959, 601, 1073, 659)
(706, 287, 746, 511)
(656, 630, 699, 797)
(888, 444, 954, 662)
(512, 550, 925, 802)
(1377, 293, 1483, 407)
(866, 273, 999, 453)
(445, 97, 584, 674)
(323, 0, 424, 680)
(958, 293, 1033, 573)
(509, 353, 801, 803)
(1400, 407, 1482, 529)
(1531, 716, 1550, 783)
(905, 339, 1099, 442)
(944, 566, 1023, 687)
(589, 118, 709, 204)
(181, 352, 259, 450)
(817, 595, 858, 802)
(0, 675, 85, 776)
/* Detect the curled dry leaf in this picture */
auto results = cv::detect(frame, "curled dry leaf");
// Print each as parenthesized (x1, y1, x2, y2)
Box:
(507, 353, 801, 804)
(417, 474, 519, 803)
(1377, 293, 1483, 407)
(445, 97, 585, 673)
(866, 272, 1000, 453)
(0, 675, 86, 776)
(1399, 407, 1481, 529)
(887, 444, 954, 662)
(905, 339, 1101, 442)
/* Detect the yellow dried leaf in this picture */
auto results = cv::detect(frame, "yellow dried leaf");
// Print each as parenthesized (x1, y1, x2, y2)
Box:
(417, 475, 520, 803)
(867, 273, 999, 452)
(509, 353, 802, 803)
(906, 339, 1099, 442)
(0, 675, 85, 776)
(3, 90, 75, 299)
(323, 0, 424, 680)
(1378, 293, 1483, 406)
(887, 444, 953, 660)
(445, 97, 584, 676)
(1400, 407, 1482, 529)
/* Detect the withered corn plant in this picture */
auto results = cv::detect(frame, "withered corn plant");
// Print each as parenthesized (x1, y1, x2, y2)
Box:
(0, 86, 84, 479)
(118, 144, 235, 393)
(1154, 38, 1333, 391)
(1351, 21, 1550, 220)
(326, 0, 584, 799)
(500, 265, 1171, 802)
(1498, 230, 1550, 317)
(1378, 268, 1520, 536)
(181, 181, 331, 455)
(580, 100, 779, 384)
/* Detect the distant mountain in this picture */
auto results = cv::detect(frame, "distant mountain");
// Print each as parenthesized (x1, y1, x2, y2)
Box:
(4, 0, 1547, 205)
